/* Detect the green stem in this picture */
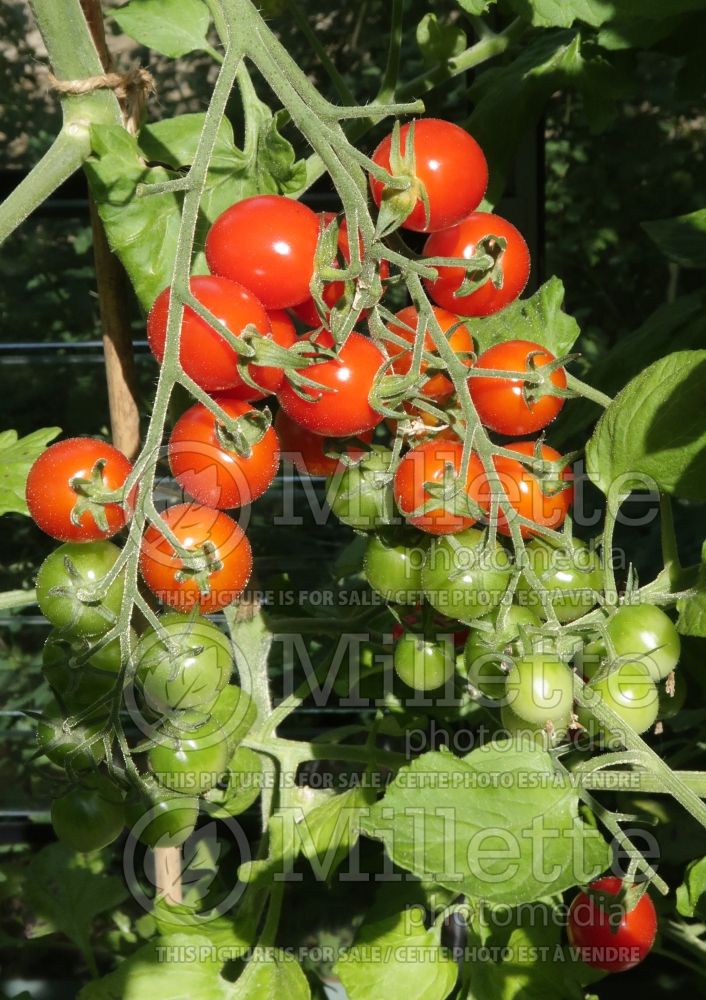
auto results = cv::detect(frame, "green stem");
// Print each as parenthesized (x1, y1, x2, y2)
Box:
(578, 770, 706, 796)
(566, 372, 612, 409)
(659, 493, 681, 587)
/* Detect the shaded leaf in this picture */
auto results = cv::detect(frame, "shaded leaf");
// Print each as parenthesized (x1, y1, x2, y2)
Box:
(643, 208, 706, 269)
(111, 0, 212, 58)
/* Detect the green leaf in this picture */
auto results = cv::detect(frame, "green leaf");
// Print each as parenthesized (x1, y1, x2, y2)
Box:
(416, 14, 467, 67)
(78, 934, 234, 999)
(230, 950, 311, 998)
(24, 844, 128, 966)
(0, 426, 60, 516)
(677, 540, 706, 637)
(111, 0, 212, 58)
(474, 276, 580, 356)
(359, 744, 610, 906)
(85, 124, 185, 310)
(642, 208, 706, 269)
(468, 32, 631, 203)
(676, 856, 706, 919)
(507, 0, 706, 28)
(299, 783, 377, 879)
(335, 909, 457, 1000)
(585, 350, 706, 500)
(455, 0, 496, 13)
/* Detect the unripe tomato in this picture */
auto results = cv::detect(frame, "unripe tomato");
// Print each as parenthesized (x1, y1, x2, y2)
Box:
(500, 703, 568, 748)
(51, 775, 124, 852)
(148, 725, 230, 794)
(605, 604, 680, 682)
(464, 605, 541, 699)
(327, 447, 394, 531)
(516, 538, 602, 624)
(205, 194, 320, 309)
(125, 780, 199, 848)
(36, 541, 125, 638)
(469, 340, 566, 435)
(580, 660, 659, 738)
(386, 305, 474, 402)
(505, 652, 574, 726)
(37, 704, 106, 771)
(26, 438, 134, 543)
(147, 276, 273, 393)
(393, 437, 484, 536)
(364, 533, 427, 605)
(421, 527, 512, 623)
(221, 745, 263, 816)
(168, 398, 280, 509)
(139, 503, 252, 614)
(393, 633, 455, 691)
(369, 119, 488, 233)
(567, 877, 657, 972)
(209, 683, 257, 752)
(277, 330, 385, 437)
(423, 212, 530, 316)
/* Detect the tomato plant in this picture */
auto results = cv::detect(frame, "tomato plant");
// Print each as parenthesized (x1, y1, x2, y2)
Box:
(35, 540, 125, 637)
(567, 877, 657, 972)
(393, 633, 455, 691)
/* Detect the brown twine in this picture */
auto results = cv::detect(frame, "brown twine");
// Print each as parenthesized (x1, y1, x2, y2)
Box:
(48, 67, 155, 134)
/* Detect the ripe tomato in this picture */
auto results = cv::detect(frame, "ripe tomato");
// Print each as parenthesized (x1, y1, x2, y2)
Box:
(369, 119, 488, 233)
(292, 213, 389, 327)
(36, 541, 125, 638)
(567, 877, 657, 972)
(215, 309, 297, 402)
(139, 503, 252, 614)
(51, 775, 124, 852)
(147, 275, 273, 393)
(394, 633, 455, 691)
(277, 330, 384, 437)
(476, 441, 573, 538)
(393, 436, 484, 535)
(469, 340, 567, 435)
(423, 212, 530, 316)
(168, 398, 280, 509)
(275, 409, 372, 477)
(26, 438, 133, 542)
(386, 306, 474, 402)
(205, 194, 320, 309)
(136, 612, 233, 712)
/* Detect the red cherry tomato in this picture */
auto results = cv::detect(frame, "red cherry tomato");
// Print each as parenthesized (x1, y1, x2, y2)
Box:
(476, 441, 573, 538)
(214, 309, 297, 402)
(139, 503, 252, 614)
(469, 340, 566, 435)
(277, 330, 384, 437)
(387, 305, 474, 402)
(274, 409, 372, 477)
(292, 213, 390, 327)
(168, 398, 280, 509)
(147, 276, 273, 393)
(567, 877, 657, 973)
(393, 436, 483, 535)
(205, 195, 320, 309)
(369, 119, 488, 233)
(26, 438, 133, 542)
(423, 212, 530, 316)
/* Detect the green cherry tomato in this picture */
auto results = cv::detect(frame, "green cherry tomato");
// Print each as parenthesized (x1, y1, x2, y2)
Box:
(464, 605, 541, 698)
(422, 527, 512, 624)
(394, 633, 455, 691)
(51, 775, 124, 852)
(505, 653, 574, 726)
(326, 447, 394, 531)
(42, 629, 136, 710)
(220, 745, 263, 816)
(499, 703, 568, 748)
(36, 541, 126, 638)
(364, 533, 427, 604)
(606, 604, 681, 682)
(37, 703, 106, 771)
(136, 613, 233, 713)
(208, 683, 257, 752)
(657, 671, 687, 721)
(125, 780, 199, 847)
(148, 725, 230, 794)
(516, 537, 602, 624)
(580, 660, 659, 738)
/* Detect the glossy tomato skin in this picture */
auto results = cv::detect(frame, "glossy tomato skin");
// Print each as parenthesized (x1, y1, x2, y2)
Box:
(26, 438, 133, 543)
(148, 726, 230, 794)
(275, 408, 372, 477)
(394, 634, 455, 691)
(215, 309, 297, 402)
(168, 398, 280, 509)
(277, 330, 385, 437)
(469, 340, 567, 435)
(477, 441, 573, 538)
(369, 119, 488, 233)
(36, 541, 125, 638)
(517, 537, 602, 624)
(422, 527, 512, 623)
(423, 212, 530, 316)
(292, 213, 390, 327)
(580, 660, 659, 738)
(387, 306, 474, 401)
(125, 780, 199, 848)
(51, 775, 124, 852)
(147, 276, 272, 393)
(464, 604, 540, 699)
(393, 436, 484, 535)
(139, 503, 252, 614)
(505, 652, 574, 727)
(606, 604, 680, 682)
(205, 195, 320, 309)
(327, 447, 394, 530)
(567, 877, 657, 972)
(364, 533, 428, 605)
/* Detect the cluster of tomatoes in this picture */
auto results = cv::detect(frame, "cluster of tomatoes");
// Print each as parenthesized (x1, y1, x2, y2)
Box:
(25, 117, 674, 968)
